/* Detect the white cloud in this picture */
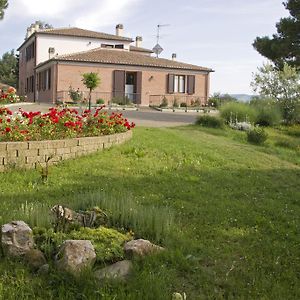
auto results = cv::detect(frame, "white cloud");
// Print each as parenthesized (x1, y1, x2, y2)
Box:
(74, 0, 141, 29)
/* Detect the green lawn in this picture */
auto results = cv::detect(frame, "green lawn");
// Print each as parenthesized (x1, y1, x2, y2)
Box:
(0, 126, 299, 299)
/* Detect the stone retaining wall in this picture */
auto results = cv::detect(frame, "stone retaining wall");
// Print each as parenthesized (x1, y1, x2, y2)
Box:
(0, 131, 132, 172)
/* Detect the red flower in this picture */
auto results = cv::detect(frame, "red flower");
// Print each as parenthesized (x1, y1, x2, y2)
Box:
(5, 127, 11, 133)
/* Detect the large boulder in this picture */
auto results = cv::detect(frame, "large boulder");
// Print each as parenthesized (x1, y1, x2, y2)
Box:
(94, 260, 132, 282)
(1, 221, 34, 257)
(55, 240, 96, 275)
(124, 239, 164, 258)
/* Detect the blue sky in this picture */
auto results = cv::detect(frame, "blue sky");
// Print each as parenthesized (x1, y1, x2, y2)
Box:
(0, 0, 289, 94)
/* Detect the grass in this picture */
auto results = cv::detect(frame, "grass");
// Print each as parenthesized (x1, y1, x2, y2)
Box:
(0, 125, 299, 299)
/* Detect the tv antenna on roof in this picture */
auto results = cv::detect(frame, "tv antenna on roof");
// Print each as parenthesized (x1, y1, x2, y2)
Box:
(152, 24, 170, 58)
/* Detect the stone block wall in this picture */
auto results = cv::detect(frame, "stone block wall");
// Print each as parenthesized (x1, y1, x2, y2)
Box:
(0, 131, 132, 172)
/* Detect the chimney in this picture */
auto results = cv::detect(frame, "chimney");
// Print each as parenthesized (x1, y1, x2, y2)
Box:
(172, 53, 177, 61)
(34, 21, 40, 32)
(135, 36, 142, 48)
(116, 24, 124, 36)
(26, 27, 31, 39)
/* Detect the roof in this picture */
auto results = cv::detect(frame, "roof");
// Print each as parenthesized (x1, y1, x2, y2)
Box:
(129, 45, 153, 54)
(38, 48, 213, 72)
(18, 27, 133, 50)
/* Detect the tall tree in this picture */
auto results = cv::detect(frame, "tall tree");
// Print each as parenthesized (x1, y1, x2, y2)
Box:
(0, 0, 8, 19)
(253, 0, 300, 68)
(0, 50, 18, 88)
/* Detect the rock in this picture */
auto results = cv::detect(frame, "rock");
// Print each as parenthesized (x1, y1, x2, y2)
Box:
(1, 221, 34, 257)
(124, 239, 164, 258)
(37, 264, 50, 275)
(24, 249, 47, 270)
(172, 292, 187, 300)
(55, 240, 96, 275)
(94, 260, 132, 281)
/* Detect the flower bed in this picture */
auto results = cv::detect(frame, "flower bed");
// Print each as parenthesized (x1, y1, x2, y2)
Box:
(0, 106, 134, 171)
(0, 87, 20, 104)
(0, 106, 135, 142)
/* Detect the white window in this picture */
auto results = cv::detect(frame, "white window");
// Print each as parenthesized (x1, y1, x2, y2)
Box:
(174, 75, 185, 93)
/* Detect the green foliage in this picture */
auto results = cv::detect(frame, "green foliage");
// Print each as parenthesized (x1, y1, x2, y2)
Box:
(159, 96, 168, 108)
(96, 98, 105, 105)
(250, 98, 282, 126)
(247, 127, 268, 145)
(0, 0, 8, 19)
(33, 226, 132, 262)
(180, 102, 187, 108)
(253, 0, 300, 68)
(220, 102, 257, 123)
(0, 50, 18, 87)
(111, 96, 132, 106)
(196, 115, 224, 128)
(82, 72, 101, 110)
(251, 63, 300, 124)
(208, 93, 237, 108)
(68, 87, 82, 102)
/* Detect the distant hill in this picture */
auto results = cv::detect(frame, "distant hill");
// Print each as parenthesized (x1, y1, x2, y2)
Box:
(229, 94, 255, 102)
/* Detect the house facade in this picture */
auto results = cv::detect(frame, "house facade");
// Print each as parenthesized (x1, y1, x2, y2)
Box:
(18, 22, 213, 106)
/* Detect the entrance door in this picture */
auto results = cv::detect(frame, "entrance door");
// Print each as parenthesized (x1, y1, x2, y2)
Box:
(125, 72, 136, 103)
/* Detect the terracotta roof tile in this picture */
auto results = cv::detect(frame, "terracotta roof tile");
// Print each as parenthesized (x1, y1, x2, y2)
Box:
(38, 27, 133, 42)
(50, 48, 213, 72)
(129, 45, 153, 53)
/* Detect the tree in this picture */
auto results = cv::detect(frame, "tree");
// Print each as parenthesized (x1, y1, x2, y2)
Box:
(0, 0, 8, 20)
(251, 62, 300, 123)
(0, 50, 18, 88)
(82, 72, 101, 110)
(208, 93, 237, 108)
(253, 0, 300, 68)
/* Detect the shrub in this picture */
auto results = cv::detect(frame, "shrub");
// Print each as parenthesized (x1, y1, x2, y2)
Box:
(68, 87, 82, 102)
(96, 98, 105, 105)
(180, 102, 187, 108)
(159, 97, 168, 108)
(220, 102, 257, 124)
(196, 115, 224, 128)
(250, 98, 282, 126)
(33, 226, 133, 262)
(247, 127, 268, 145)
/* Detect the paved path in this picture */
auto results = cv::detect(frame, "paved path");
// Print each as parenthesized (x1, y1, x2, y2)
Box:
(7, 103, 211, 127)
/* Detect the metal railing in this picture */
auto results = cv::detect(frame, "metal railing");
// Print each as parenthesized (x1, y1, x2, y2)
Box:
(149, 94, 208, 109)
(56, 91, 141, 108)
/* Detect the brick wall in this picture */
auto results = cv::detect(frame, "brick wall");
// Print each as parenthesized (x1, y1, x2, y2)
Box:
(0, 131, 132, 172)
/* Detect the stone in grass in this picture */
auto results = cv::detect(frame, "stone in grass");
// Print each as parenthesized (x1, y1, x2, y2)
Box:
(55, 240, 96, 275)
(1, 221, 34, 257)
(37, 264, 50, 275)
(124, 239, 165, 258)
(94, 260, 132, 282)
(24, 249, 47, 270)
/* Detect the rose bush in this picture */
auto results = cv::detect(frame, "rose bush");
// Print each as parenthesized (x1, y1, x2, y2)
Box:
(0, 106, 135, 142)
(0, 87, 20, 104)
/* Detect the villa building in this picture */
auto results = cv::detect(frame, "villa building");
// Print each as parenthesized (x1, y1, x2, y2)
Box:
(18, 22, 213, 106)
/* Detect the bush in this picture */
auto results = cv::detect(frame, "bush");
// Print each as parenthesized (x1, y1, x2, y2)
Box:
(33, 226, 133, 263)
(220, 102, 257, 124)
(159, 97, 168, 108)
(208, 93, 237, 108)
(96, 98, 105, 105)
(196, 115, 224, 128)
(247, 127, 268, 145)
(250, 98, 282, 126)
(180, 102, 187, 108)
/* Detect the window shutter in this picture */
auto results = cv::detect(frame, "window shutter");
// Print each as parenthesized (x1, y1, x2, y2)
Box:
(187, 75, 195, 95)
(167, 74, 174, 94)
(113, 70, 125, 98)
(136, 71, 142, 104)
